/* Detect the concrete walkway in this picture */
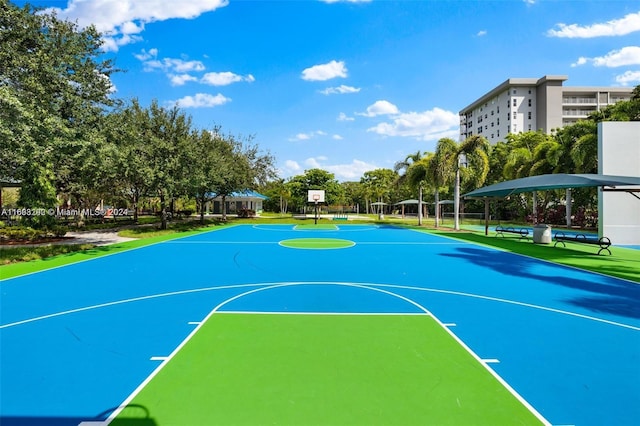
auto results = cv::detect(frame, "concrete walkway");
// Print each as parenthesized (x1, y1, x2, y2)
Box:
(63, 230, 137, 246)
(0, 230, 136, 249)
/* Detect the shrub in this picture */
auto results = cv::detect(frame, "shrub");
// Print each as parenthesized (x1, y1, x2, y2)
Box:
(237, 208, 256, 218)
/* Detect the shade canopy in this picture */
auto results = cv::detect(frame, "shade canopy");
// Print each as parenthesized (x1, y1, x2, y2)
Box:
(463, 174, 640, 198)
(395, 199, 423, 205)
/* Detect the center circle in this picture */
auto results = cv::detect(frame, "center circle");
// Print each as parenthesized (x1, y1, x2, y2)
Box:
(279, 238, 355, 250)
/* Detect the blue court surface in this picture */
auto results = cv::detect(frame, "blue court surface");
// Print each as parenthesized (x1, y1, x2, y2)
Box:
(1, 224, 639, 425)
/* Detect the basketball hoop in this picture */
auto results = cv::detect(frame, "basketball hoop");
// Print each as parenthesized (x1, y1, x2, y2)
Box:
(313, 194, 320, 203)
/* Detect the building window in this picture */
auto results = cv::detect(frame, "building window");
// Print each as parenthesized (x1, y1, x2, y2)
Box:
(491, 134, 494, 139)
(528, 90, 531, 94)
(491, 122, 494, 127)
(497, 106, 500, 113)
(484, 114, 488, 119)
(513, 99, 517, 107)
(528, 99, 532, 107)
(497, 118, 500, 125)
(528, 124, 532, 131)
(513, 89, 516, 94)
(513, 112, 517, 119)
(528, 111, 532, 119)
(485, 125, 488, 130)
(497, 130, 500, 137)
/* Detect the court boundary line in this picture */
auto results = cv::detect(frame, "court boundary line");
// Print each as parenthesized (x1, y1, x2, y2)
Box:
(3, 281, 638, 332)
(0, 224, 240, 283)
(409, 227, 640, 285)
(251, 224, 381, 232)
(104, 281, 550, 426)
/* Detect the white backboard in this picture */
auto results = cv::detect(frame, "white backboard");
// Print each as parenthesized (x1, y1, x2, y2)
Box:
(307, 190, 326, 203)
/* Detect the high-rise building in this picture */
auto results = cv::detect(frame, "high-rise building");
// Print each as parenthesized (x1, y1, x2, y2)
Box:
(458, 75, 633, 144)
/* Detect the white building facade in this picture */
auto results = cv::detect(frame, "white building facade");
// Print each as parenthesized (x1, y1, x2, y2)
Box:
(459, 75, 633, 144)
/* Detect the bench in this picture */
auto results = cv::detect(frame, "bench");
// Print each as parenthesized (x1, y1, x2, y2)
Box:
(495, 225, 529, 240)
(332, 213, 348, 221)
(553, 231, 612, 255)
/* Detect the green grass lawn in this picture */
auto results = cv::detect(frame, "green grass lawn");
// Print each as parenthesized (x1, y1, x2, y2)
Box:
(111, 313, 544, 426)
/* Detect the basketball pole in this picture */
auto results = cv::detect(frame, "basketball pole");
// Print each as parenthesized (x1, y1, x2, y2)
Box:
(314, 200, 318, 225)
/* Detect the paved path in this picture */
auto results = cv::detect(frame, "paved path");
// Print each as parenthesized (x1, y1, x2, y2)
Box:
(63, 231, 137, 246)
(0, 231, 136, 249)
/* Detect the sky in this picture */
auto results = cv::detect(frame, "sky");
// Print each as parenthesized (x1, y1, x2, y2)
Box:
(12, 0, 640, 182)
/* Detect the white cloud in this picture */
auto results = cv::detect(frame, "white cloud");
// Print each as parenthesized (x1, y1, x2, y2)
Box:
(284, 160, 301, 172)
(359, 100, 399, 117)
(476, 30, 487, 37)
(164, 58, 206, 73)
(547, 11, 640, 38)
(338, 112, 355, 121)
(320, 85, 361, 95)
(301, 60, 348, 81)
(367, 107, 460, 141)
(170, 93, 231, 108)
(615, 70, 640, 85)
(523, 0, 536, 5)
(138, 53, 206, 73)
(169, 74, 199, 86)
(332, 134, 343, 140)
(288, 131, 327, 141)
(46, 0, 229, 51)
(305, 157, 378, 181)
(201, 72, 256, 86)
(134, 48, 158, 61)
(572, 46, 640, 67)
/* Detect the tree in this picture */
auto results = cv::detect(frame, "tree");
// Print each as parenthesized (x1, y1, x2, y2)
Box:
(102, 100, 155, 222)
(405, 154, 433, 225)
(429, 136, 489, 230)
(184, 128, 225, 223)
(286, 169, 342, 212)
(0, 2, 116, 217)
(360, 169, 397, 215)
(208, 132, 276, 220)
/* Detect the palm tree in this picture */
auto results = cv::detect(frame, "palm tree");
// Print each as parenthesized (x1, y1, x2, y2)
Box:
(395, 150, 424, 222)
(405, 154, 432, 226)
(428, 136, 490, 230)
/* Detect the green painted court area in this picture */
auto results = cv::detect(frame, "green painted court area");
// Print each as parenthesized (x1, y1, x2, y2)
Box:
(112, 313, 542, 426)
(279, 238, 355, 249)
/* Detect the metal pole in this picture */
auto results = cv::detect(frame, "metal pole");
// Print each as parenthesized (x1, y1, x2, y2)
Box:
(454, 166, 460, 231)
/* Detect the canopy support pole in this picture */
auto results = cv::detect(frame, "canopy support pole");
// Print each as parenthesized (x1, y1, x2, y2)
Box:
(484, 198, 490, 236)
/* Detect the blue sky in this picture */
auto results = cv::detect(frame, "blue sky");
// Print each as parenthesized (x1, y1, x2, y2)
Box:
(14, 0, 640, 181)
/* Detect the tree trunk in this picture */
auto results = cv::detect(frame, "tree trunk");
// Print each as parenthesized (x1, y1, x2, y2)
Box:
(160, 193, 167, 230)
(434, 190, 440, 228)
(418, 185, 423, 226)
(132, 190, 139, 223)
(199, 194, 206, 224)
(221, 194, 227, 221)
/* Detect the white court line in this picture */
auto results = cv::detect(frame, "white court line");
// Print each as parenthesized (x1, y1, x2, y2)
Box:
(149, 356, 168, 361)
(0, 283, 265, 329)
(4, 281, 638, 332)
(482, 359, 501, 364)
(372, 283, 640, 332)
(443, 323, 457, 327)
(104, 282, 550, 426)
(0, 224, 238, 283)
(187, 321, 201, 325)
(218, 311, 428, 316)
(164, 241, 277, 244)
